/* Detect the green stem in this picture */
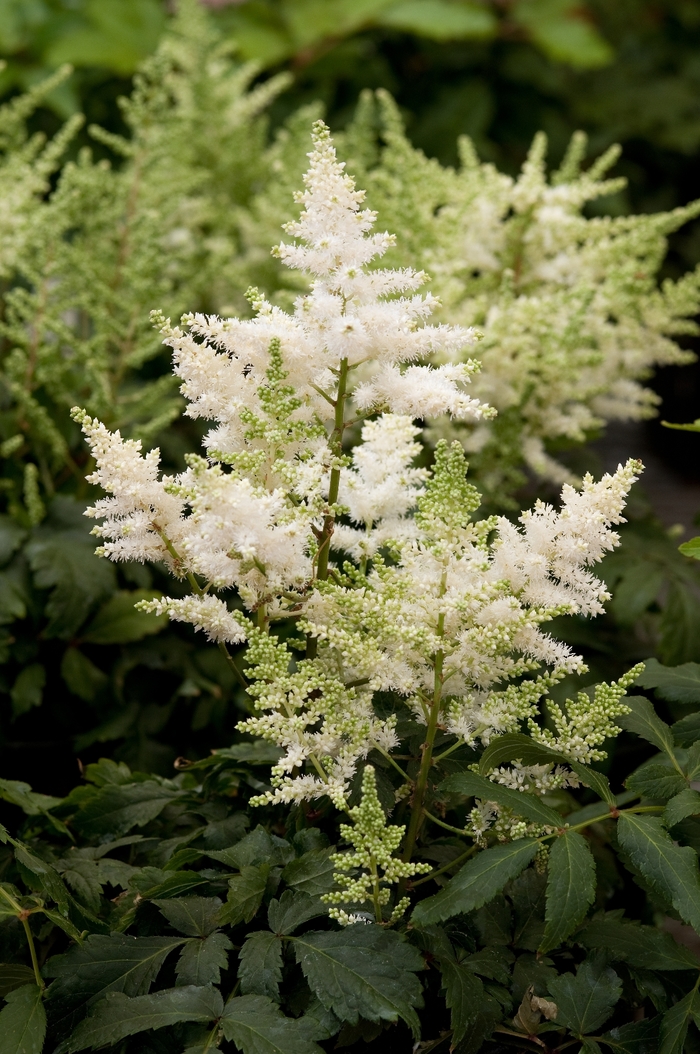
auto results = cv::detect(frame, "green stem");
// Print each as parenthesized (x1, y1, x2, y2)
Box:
(422, 809, 467, 837)
(410, 844, 477, 888)
(432, 739, 465, 765)
(307, 356, 349, 660)
(372, 744, 411, 783)
(0, 888, 44, 991)
(370, 857, 382, 924)
(402, 604, 446, 864)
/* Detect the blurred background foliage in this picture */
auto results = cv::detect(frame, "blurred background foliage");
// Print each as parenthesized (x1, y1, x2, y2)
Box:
(3, 0, 700, 794)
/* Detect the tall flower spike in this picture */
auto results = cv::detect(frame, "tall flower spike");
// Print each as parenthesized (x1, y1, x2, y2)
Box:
(161, 120, 492, 435)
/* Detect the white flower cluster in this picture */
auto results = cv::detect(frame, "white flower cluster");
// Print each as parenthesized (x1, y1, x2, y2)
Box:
(249, 90, 699, 496)
(75, 120, 643, 809)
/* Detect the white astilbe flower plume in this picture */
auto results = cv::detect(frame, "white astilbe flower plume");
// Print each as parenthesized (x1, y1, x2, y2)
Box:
(73, 116, 644, 812)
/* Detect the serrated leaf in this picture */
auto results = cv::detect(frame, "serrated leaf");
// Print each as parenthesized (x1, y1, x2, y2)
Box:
(665, 789, 700, 827)
(540, 831, 595, 952)
(478, 733, 615, 803)
(81, 590, 167, 644)
(580, 916, 699, 971)
(510, 868, 547, 951)
(440, 771, 563, 828)
(208, 827, 280, 870)
(549, 959, 622, 1034)
(267, 891, 325, 936)
(0, 964, 37, 998)
(73, 781, 181, 840)
(636, 659, 700, 705)
(13, 843, 69, 912)
(221, 995, 325, 1054)
(135, 869, 208, 900)
(412, 839, 539, 926)
(155, 896, 223, 936)
(219, 865, 269, 926)
(439, 958, 483, 1047)
(617, 696, 676, 757)
(601, 1016, 660, 1053)
(0, 778, 61, 817)
(672, 713, 700, 747)
(239, 932, 283, 1001)
(62, 985, 223, 1052)
(282, 848, 336, 896)
(0, 984, 46, 1054)
(175, 932, 231, 986)
(659, 989, 700, 1054)
(292, 926, 424, 1036)
(44, 933, 186, 1037)
(26, 524, 115, 639)
(626, 765, 687, 801)
(617, 813, 700, 931)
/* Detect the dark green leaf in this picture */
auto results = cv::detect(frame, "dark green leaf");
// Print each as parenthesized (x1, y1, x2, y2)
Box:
(0, 516, 26, 566)
(13, 843, 69, 912)
(10, 664, 45, 719)
(26, 525, 115, 639)
(62, 985, 223, 1052)
(617, 696, 676, 757)
(377, 0, 496, 41)
(81, 590, 167, 644)
(175, 933, 231, 986)
(440, 771, 563, 828)
(208, 827, 281, 869)
(412, 839, 539, 926)
(221, 995, 325, 1054)
(155, 896, 223, 937)
(462, 948, 513, 987)
(0, 984, 46, 1054)
(672, 713, 700, 747)
(478, 734, 615, 803)
(219, 865, 269, 926)
(0, 572, 27, 625)
(0, 778, 61, 817)
(0, 964, 37, 998)
(600, 1017, 661, 1053)
(626, 765, 687, 801)
(217, 743, 283, 765)
(617, 813, 700, 931)
(281, 849, 336, 896)
(636, 660, 700, 705)
(239, 932, 283, 1001)
(440, 957, 483, 1046)
(44, 933, 186, 1037)
(580, 916, 699, 971)
(267, 891, 325, 936)
(73, 780, 180, 840)
(135, 869, 208, 900)
(659, 989, 700, 1054)
(540, 831, 595, 952)
(510, 868, 547, 951)
(60, 649, 107, 703)
(548, 959, 622, 1035)
(292, 926, 424, 1036)
(665, 789, 700, 827)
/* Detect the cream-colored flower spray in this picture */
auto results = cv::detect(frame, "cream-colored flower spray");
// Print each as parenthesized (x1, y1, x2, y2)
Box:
(73, 121, 643, 925)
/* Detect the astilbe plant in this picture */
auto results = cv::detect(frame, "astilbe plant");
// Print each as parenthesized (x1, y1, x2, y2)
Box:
(0, 117, 698, 1054)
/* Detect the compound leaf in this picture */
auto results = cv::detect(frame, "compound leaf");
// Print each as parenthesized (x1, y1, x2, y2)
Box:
(267, 891, 325, 936)
(548, 960, 622, 1035)
(62, 985, 223, 1052)
(175, 933, 232, 987)
(412, 839, 539, 926)
(617, 813, 700, 931)
(281, 849, 336, 896)
(540, 831, 595, 952)
(0, 984, 46, 1054)
(440, 771, 563, 828)
(439, 957, 483, 1047)
(580, 916, 699, 971)
(221, 995, 325, 1054)
(155, 897, 223, 937)
(219, 865, 269, 926)
(239, 931, 283, 1001)
(73, 781, 181, 840)
(292, 926, 424, 1036)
